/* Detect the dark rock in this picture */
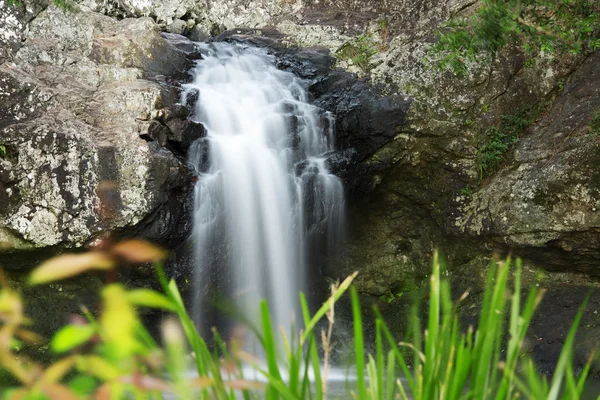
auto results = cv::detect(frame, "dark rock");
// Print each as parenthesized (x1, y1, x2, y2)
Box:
(143, 120, 170, 145)
(214, 30, 335, 80)
(161, 32, 195, 52)
(185, 88, 200, 110)
(311, 70, 411, 196)
(163, 103, 190, 121)
(188, 137, 210, 173)
(276, 47, 335, 79)
(164, 118, 206, 155)
(161, 32, 203, 60)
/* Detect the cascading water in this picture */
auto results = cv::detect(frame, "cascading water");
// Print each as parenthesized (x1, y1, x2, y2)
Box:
(182, 42, 345, 337)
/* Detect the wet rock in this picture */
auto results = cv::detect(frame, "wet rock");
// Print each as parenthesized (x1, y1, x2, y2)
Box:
(161, 32, 198, 56)
(184, 88, 199, 109)
(311, 70, 411, 195)
(164, 116, 205, 155)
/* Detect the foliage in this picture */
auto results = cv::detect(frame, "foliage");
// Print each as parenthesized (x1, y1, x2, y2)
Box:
(0, 144, 6, 158)
(476, 104, 541, 179)
(0, 242, 596, 399)
(6, 0, 69, 9)
(430, 0, 600, 76)
(336, 34, 378, 73)
(460, 185, 473, 197)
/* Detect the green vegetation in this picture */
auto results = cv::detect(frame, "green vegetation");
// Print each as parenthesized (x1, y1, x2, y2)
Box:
(0, 144, 6, 158)
(7, 0, 69, 9)
(0, 242, 596, 399)
(377, 19, 390, 51)
(460, 185, 473, 197)
(336, 35, 378, 73)
(430, 0, 600, 76)
(476, 104, 541, 180)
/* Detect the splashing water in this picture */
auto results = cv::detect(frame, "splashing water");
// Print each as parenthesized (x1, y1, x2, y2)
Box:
(182, 42, 345, 337)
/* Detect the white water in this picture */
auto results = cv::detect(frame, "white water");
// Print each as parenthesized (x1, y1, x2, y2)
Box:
(182, 42, 345, 335)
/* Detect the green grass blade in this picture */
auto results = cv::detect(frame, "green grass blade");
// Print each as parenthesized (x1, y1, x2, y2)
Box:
(367, 354, 378, 400)
(576, 350, 595, 396)
(300, 293, 322, 400)
(261, 300, 282, 400)
(301, 272, 357, 344)
(386, 350, 396, 400)
(375, 319, 385, 400)
(373, 308, 416, 395)
(548, 292, 590, 400)
(351, 286, 367, 400)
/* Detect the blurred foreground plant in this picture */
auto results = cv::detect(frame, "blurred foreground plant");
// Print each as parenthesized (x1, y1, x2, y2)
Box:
(0, 243, 596, 399)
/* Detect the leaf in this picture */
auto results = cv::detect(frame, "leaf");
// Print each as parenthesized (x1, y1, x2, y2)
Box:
(5, 389, 27, 400)
(51, 324, 96, 353)
(42, 384, 80, 400)
(120, 374, 170, 391)
(100, 284, 138, 360)
(68, 375, 97, 396)
(15, 328, 44, 344)
(189, 377, 214, 388)
(75, 355, 120, 381)
(126, 289, 176, 311)
(0, 289, 22, 314)
(225, 380, 264, 390)
(111, 240, 167, 263)
(94, 384, 111, 400)
(41, 356, 75, 384)
(29, 252, 115, 285)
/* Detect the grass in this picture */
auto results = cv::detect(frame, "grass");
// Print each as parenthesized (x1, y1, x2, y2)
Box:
(0, 241, 596, 399)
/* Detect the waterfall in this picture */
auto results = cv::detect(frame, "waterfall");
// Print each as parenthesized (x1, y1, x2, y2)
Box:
(182, 42, 346, 337)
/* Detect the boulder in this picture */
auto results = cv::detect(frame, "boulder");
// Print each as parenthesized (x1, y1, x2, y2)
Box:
(0, 5, 197, 256)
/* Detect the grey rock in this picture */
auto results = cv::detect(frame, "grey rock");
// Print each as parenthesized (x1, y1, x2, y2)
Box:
(0, 6, 196, 255)
(167, 18, 188, 35)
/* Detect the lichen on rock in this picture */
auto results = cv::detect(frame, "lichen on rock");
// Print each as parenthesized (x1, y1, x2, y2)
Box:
(0, 4, 196, 255)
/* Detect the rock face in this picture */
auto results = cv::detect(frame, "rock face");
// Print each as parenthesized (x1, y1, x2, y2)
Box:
(456, 52, 600, 275)
(0, 4, 198, 255)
